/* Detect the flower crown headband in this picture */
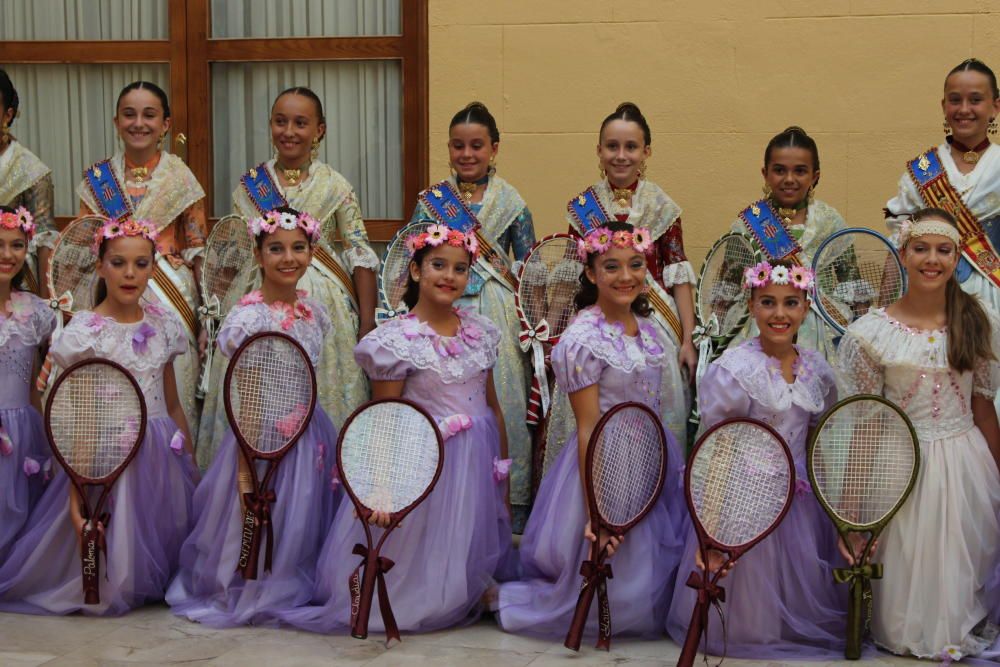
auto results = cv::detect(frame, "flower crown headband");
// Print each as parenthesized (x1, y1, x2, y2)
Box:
(248, 210, 322, 243)
(93, 217, 159, 252)
(743, 261, 816, 291)
(898, 218, 961, 247)
(575, 225, 653, 262)
(0, 207, 35, 239)
(405, 223, 480, 260)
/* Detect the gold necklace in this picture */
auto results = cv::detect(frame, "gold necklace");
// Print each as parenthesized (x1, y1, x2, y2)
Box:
(457, 181, 477, 202)
(612, 187, 633, 208)
(276, 161, 308, 186)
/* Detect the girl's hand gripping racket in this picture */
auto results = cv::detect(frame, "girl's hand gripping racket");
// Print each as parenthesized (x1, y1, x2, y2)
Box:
(807, 394, 919, 659)
(46, 359, 147, 604)
(196, 214, 254, 398)
(338, 398, 444, 643)
(514, 233, 583, 425)
(678, 418, 794, 667)
(564, 401, 667, 652)
(224, 332, 316, 580)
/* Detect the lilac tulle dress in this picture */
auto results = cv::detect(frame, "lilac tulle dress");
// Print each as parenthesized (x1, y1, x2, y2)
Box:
(497, 306, 687, 639)
(277, 308, 514, 634)
(666, 338, 845, 659)
(167, 293, 340, 627)
(0, 292, 56, 561)
(0, 302, 197, 616)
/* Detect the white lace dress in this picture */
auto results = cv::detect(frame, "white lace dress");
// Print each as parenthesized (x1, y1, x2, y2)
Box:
(837, 308, 1000, 659)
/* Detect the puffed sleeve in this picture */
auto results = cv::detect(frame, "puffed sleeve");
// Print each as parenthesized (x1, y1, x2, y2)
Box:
(24, 174, 57, 252)
(30, 295, 57, 345)
(353, 329, 416, 382)
(658, 219, 697, 288)
(835, 331, 885, 397)
(507, 207, 537, 261)
(180, 200, 208, 262)
(550, 335, 605, 394)
(335, 190, 380, 272)
(49, 318, 96, 368)
(811, 356, 839, 427)
(973, 309, 1000, 399)
(217, 306, 264, 358)
(697, 363, 752, 431)
(885, 169, 925, 245)
(160, 310, 189, 363)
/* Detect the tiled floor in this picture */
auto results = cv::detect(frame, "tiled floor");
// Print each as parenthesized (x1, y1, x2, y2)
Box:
(0, 606, 932, 666)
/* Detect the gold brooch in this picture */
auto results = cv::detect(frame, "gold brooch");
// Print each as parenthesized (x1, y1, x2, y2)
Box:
(917, 154, 931, 173)
(751, 204, 761, 216)
(93, 166, 102, 178)
(249, 168, 258, 179)
(432, 188, 443, 198)
(577, 195, 586, 205)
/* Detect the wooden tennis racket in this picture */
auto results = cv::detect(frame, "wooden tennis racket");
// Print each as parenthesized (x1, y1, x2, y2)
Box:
(811, 228, 906, 336)
(678, 418, 794, 667)
(224, 332, 317, 580)
(514, 233, 582, 425)
(564, 401, 667, 651)
(338, 398, 444, 642)
(196, 214, 254, 398)
(45, 358, 147, 605)
(807, 394, 919, 659)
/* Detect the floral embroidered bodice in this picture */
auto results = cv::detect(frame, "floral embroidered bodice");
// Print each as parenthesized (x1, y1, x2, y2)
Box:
(218, 290, 331, 367)
(0, 292, 56, 408)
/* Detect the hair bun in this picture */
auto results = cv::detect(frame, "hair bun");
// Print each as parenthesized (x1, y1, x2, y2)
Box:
(782, 125, 809, 136)
(615, 101, 642, 115)
(465, 100, 489, 112)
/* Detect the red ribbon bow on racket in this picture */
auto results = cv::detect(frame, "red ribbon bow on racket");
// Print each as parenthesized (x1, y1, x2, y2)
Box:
(518, 318, 552, 425)
(577, 558, 614, 649)
(685, 569, 726, 605)
(349, 543, 400, 643)
(244, 489, 277, 575)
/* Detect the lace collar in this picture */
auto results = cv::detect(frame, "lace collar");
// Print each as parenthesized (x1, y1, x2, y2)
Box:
(366, 308, 499, 384)
(563, 306, 666, 373)
(716, 338, 832, 414)
(238, 289, 315, 331)
(0, 291, 53, 347)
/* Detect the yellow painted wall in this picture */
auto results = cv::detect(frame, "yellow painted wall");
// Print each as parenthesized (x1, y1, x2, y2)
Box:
(428, 0, 1000, 265)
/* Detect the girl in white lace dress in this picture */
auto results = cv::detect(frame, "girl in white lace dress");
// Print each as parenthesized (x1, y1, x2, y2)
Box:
(837, 207, 1000, 660)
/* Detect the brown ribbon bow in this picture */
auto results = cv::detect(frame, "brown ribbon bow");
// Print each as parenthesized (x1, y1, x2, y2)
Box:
(349, 543, 400, 642)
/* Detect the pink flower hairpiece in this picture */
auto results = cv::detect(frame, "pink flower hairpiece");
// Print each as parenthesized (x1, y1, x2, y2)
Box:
(576, 225, 653, 261)
(405, 223, 480, 260)
(248, 209, 322, 243)
(742, 260, 815, 291)
(93, 216, 159, 252)
(0, 206, 35, 239)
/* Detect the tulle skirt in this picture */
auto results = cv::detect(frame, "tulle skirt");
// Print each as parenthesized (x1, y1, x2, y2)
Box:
(497, 427, 687, 639)
(666, 471, 847, 660)
(0, 405, 51, 561)
(276, 413, 514, 634)
(166, 410, 340, 627)
(0, 417, 196, 616)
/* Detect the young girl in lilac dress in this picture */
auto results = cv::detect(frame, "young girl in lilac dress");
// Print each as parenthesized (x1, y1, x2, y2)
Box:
(167, 207, 339, 627)
(666, 259, 845, 659)
(278, 221, 514, 634)
(0, 206, 56, 561)
(0, 218, 196, 616)
(496, 219, 686, 640)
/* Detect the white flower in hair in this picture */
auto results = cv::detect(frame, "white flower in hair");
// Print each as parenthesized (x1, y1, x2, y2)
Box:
(276, 212, 299, 231)
(770, 265, 790, 285)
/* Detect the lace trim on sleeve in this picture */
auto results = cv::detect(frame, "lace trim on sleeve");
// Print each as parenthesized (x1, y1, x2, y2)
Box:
(836, 328, 885, 396)
(0, 293, 56, 347)
(343, 245, 380, 272)
(660, 260, 697, 288)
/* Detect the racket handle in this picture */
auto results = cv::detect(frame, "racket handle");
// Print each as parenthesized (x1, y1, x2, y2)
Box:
(845, 579, 863, 660)
(80, 528, 100, 605)
(677, 598, 705, 667)
(563, 575, 597, 651)
(237, 505, 260, 580)
(351, 557, 379, 639)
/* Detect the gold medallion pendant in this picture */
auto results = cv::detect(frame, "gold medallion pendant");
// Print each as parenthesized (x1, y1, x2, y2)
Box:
(282, 168, 302, 186)
(130, 166, 148, 184)
(458, 181, 477, 203)
(612, 187, 632, 209)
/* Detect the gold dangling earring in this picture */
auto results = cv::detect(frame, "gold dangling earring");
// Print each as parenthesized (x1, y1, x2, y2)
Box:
(990, 118, 998, 137)
(449, 163, 458, 179)
(311, 137, 320, 161)
(762, 183, 773, 200)
(156, 132, 166, 151)
(0, 122, 8, 148)
(807, 185, 815, 205)
(943, 119, 952, 136)
(488, 155, 496, 176)
(598, 162, 606, 180)
(638, 160, 647, 180)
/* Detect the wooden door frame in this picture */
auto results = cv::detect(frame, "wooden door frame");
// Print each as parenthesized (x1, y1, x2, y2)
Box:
(4, 0, 428, 239)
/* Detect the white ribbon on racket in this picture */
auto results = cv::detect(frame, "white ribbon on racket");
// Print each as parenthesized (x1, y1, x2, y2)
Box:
(692, 312, 719, 390)
(37, 291, 74, 394)
(518, 317, 552, 417)
(375, 304, 408, 324)
(195, 294, 221, 399)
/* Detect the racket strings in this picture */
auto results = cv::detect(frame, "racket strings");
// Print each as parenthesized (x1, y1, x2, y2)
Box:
(690, 423, 791, 547)
(592, 408, 664, 527)
(381, 222, 430, 312)
(203, 217, 254, 304)
(518, 239, 582, 337)
(49, 365, 142, 479)
(231, 339, 314, 454)
(812, 402, 915, 527)
(814, 235, 904, 329)
(51, 217, 105, 309)
(341, 404, 439, 513)
(699, 237, 754, 335)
